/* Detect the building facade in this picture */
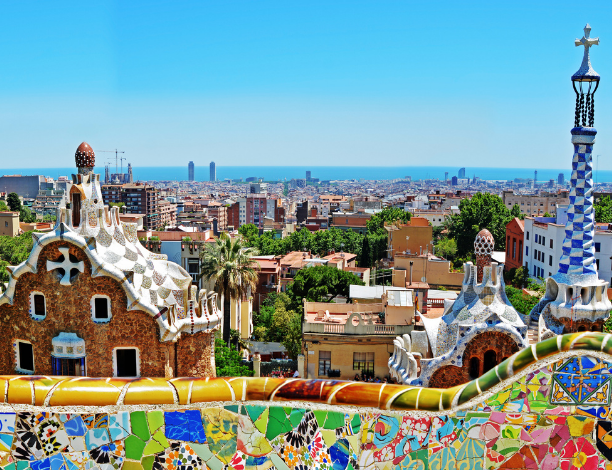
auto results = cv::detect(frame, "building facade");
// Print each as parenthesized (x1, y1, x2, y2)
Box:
(502, 190, 569, 216)
(504, 217, 525, 272)
(209, 161, 216, 182)
(0, 142, 221, 378)
(188, 161, 194, 181)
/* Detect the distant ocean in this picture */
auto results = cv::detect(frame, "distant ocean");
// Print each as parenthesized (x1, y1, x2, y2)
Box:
(2, 166, 612, 184)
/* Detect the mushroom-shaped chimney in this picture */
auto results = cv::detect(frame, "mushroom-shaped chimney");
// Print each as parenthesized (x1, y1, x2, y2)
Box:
(474, 228, 494, 283)
(75, 142, 95, 173)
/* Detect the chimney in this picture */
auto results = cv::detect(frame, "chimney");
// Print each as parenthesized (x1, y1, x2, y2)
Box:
(409, 261, 413, 286)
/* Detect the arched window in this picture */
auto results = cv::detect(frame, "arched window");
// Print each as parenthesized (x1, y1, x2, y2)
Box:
(469, 357, 480, 379)
(578, 326, 586, 332)
(483, 350, 497, 373)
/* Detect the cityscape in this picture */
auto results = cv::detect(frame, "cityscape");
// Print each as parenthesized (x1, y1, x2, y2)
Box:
(1, 3, 612, 470)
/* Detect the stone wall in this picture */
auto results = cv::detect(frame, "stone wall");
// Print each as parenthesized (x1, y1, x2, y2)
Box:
(429, 331, 520, 388)
(0, 241, 214, 377)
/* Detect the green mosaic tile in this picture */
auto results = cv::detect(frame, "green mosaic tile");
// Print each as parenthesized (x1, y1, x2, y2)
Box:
(142, 438, 165, 456)
(350, 414, 361, 434)
(254, 408, 268, 434)
(130, 411, 151, 441)
(122, 462, 143, 470)
(146, 410, 164, 434)
(323, 411, 344, 429)
(313, 410, 327, 428)
(141, 455, 155, 470)
(269, 452, 291, 470)
(289, 408, 305, 427)
(152, 429, 169, 448)
(266, 407, 292, 441)
(245, 404, 266, 423)
(125, 435, 147, 460)
(224, 405, 239, 413)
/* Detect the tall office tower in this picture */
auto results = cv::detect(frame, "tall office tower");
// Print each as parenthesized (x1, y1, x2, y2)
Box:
(529, 24, 611, 335)
(188, 161, 195, 181)
(306, 171, 311, 181)
(210, 161, 216, 182)
(558, 172, 565, 184)
(534, 170, 538, 186)
(127, 163, 133, 183)
(444, 171, 448, 182)
(458, 167, 466, 178)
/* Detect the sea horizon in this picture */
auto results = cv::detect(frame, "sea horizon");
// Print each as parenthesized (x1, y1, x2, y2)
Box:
(0, 165, 610, 184)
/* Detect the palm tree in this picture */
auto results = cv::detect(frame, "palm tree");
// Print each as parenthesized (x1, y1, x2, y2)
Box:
(199, 232, 259, 344)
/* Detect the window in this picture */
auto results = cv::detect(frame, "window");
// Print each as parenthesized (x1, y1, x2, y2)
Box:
(16, 340, 34, 374)
(52, 357, 86, 376)
(91, 295, 111, 322)
(596, 243, 601, 253)
(113, 348, 140, 377)
(29, 292, 46, 320)
(549, 255, 553, 266)
(542, 237, 545, 246)
(319, 351, 331, 376)
(526, 246, 529, 256)
(353, 352, 374, 373)
(526, 232, 529, 240)
(550, 239, 553, 249)
(4, 222, 7, 227)
(512, 240, 516, 260)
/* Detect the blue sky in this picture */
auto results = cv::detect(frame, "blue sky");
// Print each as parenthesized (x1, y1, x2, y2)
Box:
(1, 1, 611, 169)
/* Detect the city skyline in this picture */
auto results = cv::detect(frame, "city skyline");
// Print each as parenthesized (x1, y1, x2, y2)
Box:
(1, 2, 612, 170)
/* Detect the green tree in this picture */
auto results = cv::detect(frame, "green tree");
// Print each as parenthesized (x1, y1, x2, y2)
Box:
(445, 193, 512, 257)
(6, 193, 21, 212)
(287, 265, 364, 307)
(199, 232, 259, 343)
(19, 206, 36, 223)
(214, 335, 253, 377)
(366, 207, 411, 235)
(543, 212, 552, 218)
(435, 237, 457, 260)
(595, 196, 612, 223)
(510, 204, 524, 220)
(505, 285, 541, 315)
(238, 224, 260, 244)
(359, 236, 371, 267)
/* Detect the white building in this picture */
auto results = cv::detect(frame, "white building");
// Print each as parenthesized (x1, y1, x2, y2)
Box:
(523, 215, 612, 285)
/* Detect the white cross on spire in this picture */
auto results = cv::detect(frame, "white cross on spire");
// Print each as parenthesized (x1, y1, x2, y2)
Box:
(47, 247, 85, 286)
(573, 24, 600, 80)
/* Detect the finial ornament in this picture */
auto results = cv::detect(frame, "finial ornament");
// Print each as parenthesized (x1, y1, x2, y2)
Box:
(572, 24, 600, 128)
(573, 24, 600, 81)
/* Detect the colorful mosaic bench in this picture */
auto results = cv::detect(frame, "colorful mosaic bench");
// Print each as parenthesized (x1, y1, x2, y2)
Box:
(2, 332, 612, 470)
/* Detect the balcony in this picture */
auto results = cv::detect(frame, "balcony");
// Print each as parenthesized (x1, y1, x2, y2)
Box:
(303, 321, 411, 335)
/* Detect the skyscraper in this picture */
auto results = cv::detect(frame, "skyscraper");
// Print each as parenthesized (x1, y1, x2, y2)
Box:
(188, 161, 194, 181)
(306, 171, 311, 181)
(458, 168, 466, 178)
(210, 161, 216, 182)
(558, 172, 565, 185)
(444, 171, 448, 182)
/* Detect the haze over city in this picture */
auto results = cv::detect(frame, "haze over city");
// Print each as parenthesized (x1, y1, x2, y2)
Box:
(2, 1, 612, 169)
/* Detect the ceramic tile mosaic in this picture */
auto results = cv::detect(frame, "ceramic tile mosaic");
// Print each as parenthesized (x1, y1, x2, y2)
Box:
(0, 333, 609, 470)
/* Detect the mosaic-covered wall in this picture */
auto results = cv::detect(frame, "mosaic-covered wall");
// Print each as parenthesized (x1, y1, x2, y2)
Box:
(1, 332, 612, 470)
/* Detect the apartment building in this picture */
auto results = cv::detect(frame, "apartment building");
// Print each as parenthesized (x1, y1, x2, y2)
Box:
(502, 191, 569, 216)
(330, 212, 371, 234)
(101, 183, 162, 230)
(523, 217, 612, 285)
(504, 218, 525, 272)
(226, 195, 282, 229)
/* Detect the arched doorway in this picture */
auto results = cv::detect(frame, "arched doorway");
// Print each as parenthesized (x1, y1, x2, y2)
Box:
(469, 357, 480, 379)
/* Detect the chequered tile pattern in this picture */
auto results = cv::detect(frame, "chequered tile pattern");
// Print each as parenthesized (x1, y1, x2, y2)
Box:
(558, 135, 597, 276)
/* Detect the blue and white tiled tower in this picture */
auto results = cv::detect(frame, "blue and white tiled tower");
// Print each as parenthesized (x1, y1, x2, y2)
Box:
(531, 25, 612, 339)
